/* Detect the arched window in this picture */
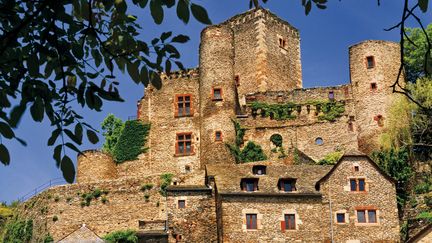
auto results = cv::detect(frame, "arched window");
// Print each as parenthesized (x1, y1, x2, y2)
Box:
(315, 137, 324, 145)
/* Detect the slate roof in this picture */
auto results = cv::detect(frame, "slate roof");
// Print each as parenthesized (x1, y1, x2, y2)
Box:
(206, 161, 332, 195)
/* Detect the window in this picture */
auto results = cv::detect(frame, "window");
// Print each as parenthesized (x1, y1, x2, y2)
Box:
(246, 214, 257, 230)
(328, 91, 335, 100)
(176, 133, 193, 156)
(350, 178, 366, 192)
(356, 209, 377, 224)
(336, 213, 345, 223)
(366, 56, 375, 69)
(252, 165, 266, 175)
(279, 179, 296, 192)
(279, 38, 287, 48)
(371, 83, 377, 90)
(139, 220, 146, 229)
(374, 115, 384, 127)
(284, 214, 296, 230)
(215, 131, 222, 141)
(306, 105, 311, 114)
(354, 165, 360, 172)
(315, 137, 323, 145)
(212, 88, 222, 101)
(176, 95, 192, 117)
(185, 165, 191, 173)
(178, 200, 185, 209)
(241, 178, 259, 192)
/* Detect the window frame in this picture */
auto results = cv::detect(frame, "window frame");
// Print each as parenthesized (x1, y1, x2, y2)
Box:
(336, 213, 346, 224)
(279, 178, 297, 192)
(366, 56, 375, 69)
(246, 214, 258, 230)
(252, 165, 267, 175)
(178, 199, 186, 209)
(370, 82, 377, 91)
(175, 94, 193, 118)
(211, 88, 223, 101)
(215, 131, 223, 142)
(355, 208, 379, 225)
(175, 133, 194, 156)
(241, 178, 259, 192)
(350, 178, 367, 192)
(283, 214, 296, 230)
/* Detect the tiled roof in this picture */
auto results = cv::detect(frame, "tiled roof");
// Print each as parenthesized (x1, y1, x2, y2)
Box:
(206, 162, 332, 194)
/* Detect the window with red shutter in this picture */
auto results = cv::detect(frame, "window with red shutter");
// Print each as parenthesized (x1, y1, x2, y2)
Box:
(246, 214, 257, 229)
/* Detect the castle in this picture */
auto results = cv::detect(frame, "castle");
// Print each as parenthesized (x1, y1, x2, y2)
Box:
(16, 8, 403, 242)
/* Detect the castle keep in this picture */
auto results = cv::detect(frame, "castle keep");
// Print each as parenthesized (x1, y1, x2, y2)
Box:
(17, 8, 403, 242)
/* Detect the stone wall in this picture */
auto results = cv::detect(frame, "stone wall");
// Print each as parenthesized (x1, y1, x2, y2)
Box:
(219, 196, 327, 242)
(76, 150, 117, 183)
(319, 155, 400, 242)
(349, 40, 404, 154)
(166, 189, 217, 242)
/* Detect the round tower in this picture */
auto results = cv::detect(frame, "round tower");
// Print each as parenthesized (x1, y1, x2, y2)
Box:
(76, 150, 117, 183)
(199, 26, 237, 167)
(349, 40, 404, 153)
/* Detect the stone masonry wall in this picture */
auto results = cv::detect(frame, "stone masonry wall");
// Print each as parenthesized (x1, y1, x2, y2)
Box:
(76, 150, 117, 183)
(319, 156, 400, 242)
(166, 190, 217, 242)
(220, 196, 327, 242)
(350, 40, 403, 154)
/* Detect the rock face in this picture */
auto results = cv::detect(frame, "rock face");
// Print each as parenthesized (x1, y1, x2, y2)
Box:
(17, 7, 403, 243)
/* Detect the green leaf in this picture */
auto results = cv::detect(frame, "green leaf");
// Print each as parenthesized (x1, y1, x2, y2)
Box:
(305, 0, 312, 15)
(161, 31, 172, 42)
(75, 123, 83, 142)
(48, 129, 61, 146)
(0, 122, 14, 139)
(0, 144, 10, 165)
(150, 71, 162, 89)
(92, 49, 102, 67)
(419, 0, 429, 12)
(127, 61, 141, 84)
(28, 52, 39, 77)
(150, 0, 164, 24)
(115, 0, 127, 13)
(60, 155, 75, 183)
(165, 59, 172, 74)
(65, 142, 82, 155)
(140, 66, 149, 86)
(190, 3, 211, 25)
(138, 0, 149, 8)
(65, 129, 82, 145)
(171, 34, 190, 43)
(53, 144, 62, 167)
(10, 104, 26, 128)
(176, 0, 190, 24)
(30, 98, 44, 122)
(87, 130, 99, 144)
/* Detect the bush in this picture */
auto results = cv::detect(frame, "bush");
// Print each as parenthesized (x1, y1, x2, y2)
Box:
(318, 151, 343, 165)
(270, 134, 283, 147)
(239, 142, 267, 163)
(43, 234, 54, 243)
(416, 211, 432, 222)
(424, 195, 432, 208)
(140, 183, 154, 191)
(415, 182, 432, 194)
(2, 219, 33, 242)
(101, 196, 108, 204)
(103, 230, 138, 243)
(113, 121, 150, 163)
(159, 173, 174, 196)
(101, 114, 125, 155)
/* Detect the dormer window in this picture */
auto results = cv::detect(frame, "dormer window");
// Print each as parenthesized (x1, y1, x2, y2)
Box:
(278, 178, 296, 192)
(252, 165, 267, 175)
(241, 178, 259, 192)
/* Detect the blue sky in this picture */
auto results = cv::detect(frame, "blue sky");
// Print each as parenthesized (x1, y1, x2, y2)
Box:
(1, 1, 431, 203)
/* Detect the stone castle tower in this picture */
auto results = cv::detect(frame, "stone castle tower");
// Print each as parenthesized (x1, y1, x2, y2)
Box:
(19, 8, 403, 243)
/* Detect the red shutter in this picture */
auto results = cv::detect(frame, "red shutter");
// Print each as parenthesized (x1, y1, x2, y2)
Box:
(281, 221, 286, 232)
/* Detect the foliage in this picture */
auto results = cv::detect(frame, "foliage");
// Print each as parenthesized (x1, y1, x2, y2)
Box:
(79, 188, 107, 207)
(101, 114, 125, 155)
(404, 24, 432, 83)
(414, 181, 432, 194)
(144, 194, 150, 201)
(239, 142, 268, 163)
(101, 196, 108, 204)
(141, 183, 154, 192)
(318, 151, 343, 165)
(416, 211, 432, 222)
(372, 147, 412, 184)
(52, 215, 58, 222)
(226, 120, 267, 163)
(103, 229, 138, 243)
(0, 0, 211, 182)
(270, 134, 283, 147)
(112, 121, 150, 163)
(424, 195, 432, 208)
(43, 233, 54, 243)
(2, 219, 33, 243)
(159, 173, 174, 197)
(250, 101, 345, 122)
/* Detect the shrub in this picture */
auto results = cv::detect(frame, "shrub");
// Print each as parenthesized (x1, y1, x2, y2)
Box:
(113, 121, 150, 163)
(101, 197, 108, 204)
(2, 219, 33, 242)
(103, 230, 138, 243)
(101, 114, 125, 155)
(270, 134, 283, 147)
(239, 142, 267, 163)
(424, 195, 432, 208)
(66, 197, 72, 203)
(43, 234, 54, 243)
(140, 183, 154, 192)
(416, 211, 432, 222)
(318, 151, 343, 165)
(92, 189, 102, 198)
(414, 182, 431, 194)
(144, 194, 150, 201)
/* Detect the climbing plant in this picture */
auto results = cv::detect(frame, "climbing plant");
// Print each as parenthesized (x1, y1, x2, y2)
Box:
(250, 100, 345, 122)
(270, 134, 283, 147)
(159, 173, 174, 197)
(318, 151, 344, 165)
(112, 121, 151, 163)
(103, 229, 138, 243)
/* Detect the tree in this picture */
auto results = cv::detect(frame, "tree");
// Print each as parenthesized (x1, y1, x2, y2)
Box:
(0, 0, 211, 183)
(101, 114, 124, 155)
(404, 24, 432, 83)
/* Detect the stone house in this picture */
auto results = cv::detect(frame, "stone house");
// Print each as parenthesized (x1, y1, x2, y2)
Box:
(18, 7, 403, 243)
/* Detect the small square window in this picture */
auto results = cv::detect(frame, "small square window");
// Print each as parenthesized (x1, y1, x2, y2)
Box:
(215, 131, 222, 141)
(366, 56, 375, 69)
(284, 214, 296, 230)
(328, 91, 335, 100)
(212, 88, 222, 101)
(354, 165, 359, 172)
(139, 220, 146, 229)
(246, 214, 257, 230)
(336, 213, 345, 223)
(371, 83, 377, 90)
(178, 200, 185, 209)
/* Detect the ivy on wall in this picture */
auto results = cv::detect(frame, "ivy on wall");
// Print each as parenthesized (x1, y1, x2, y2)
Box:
(250, 100, 345, 122)
(159, 173, 174, 197)
(2, 218, 33, 243)
(226, 120, 267, 163)
(112, 120, 151, 163)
